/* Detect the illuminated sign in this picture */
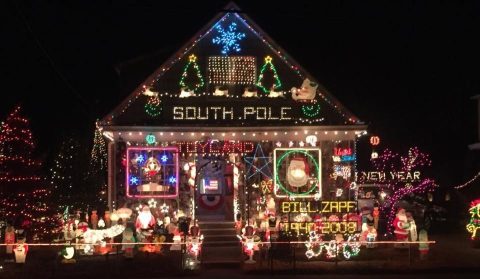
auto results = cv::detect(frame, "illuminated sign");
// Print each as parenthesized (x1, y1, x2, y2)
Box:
(333, 148, 352, 156)
(126, 147, 179, 198)
(333, 165, 352, 179)
(176, 141, 254, 154)
(172, 106, 292, 121)
(281, 201, 357, 214)
(357, 171, 421, 182)
(274, 148, 322, 198)
(332, 155, 356, 162)
(280, 221, 358, 235)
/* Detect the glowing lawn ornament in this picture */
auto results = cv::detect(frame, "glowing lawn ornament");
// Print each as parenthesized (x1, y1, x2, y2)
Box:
(467, 199, 480, 239)
(14, 241, 28, 263)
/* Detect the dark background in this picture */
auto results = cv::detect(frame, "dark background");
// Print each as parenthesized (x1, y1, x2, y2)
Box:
(1, 0, 479, 188)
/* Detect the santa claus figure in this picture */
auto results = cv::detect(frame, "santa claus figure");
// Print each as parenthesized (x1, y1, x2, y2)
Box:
(287, 157, 310, 187)
(136, 206, 156, 231)
(393, 208, 410, 242)
(291, 78, 318, 101)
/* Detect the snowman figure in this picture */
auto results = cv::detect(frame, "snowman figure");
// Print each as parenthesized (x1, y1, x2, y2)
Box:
(291, 78, 318, 101)
(287, 157, 310, 187)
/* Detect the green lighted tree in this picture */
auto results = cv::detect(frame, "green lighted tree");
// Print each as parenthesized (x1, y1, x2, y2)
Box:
(179, 54, 205, 92)
(256, 56, 282, 94)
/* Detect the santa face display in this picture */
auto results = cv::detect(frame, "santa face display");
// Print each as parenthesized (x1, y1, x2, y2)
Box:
(393, 208, 410, 241)
(287, 157, 310, 187)
(291, 78, 318, 101)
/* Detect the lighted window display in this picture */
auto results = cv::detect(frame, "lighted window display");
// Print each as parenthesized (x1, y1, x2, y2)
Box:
(273, 148, 321, 198)
(126, 147, 179, 198)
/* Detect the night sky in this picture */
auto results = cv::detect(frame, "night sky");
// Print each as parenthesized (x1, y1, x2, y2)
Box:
(2, 0, 479, 187)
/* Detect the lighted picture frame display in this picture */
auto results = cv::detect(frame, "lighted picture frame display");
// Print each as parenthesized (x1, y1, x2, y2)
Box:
(273, 148, 321, 198)
(126, 147, 179, 198)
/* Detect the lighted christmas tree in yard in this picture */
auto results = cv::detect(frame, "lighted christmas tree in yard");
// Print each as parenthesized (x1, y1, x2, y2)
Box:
(256, 56, 282, 94)
(0, 105, 42, 190)
(360, 147, 438, 236)
(0, 105, 61, 241)
(84, 123, 108, 209)
(49, 135, 87, 211)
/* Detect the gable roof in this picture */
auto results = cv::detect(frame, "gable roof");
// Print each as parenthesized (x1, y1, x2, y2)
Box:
(100, 2, 363, 128)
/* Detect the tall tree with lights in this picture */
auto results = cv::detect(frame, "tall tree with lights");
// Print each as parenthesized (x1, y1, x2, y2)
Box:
(49, 135, 86, 211)
(362, 147, 437, 236)
(0, 105, 61, 241)
(0, 105, 42, 190)
(84, 123, 108, 209)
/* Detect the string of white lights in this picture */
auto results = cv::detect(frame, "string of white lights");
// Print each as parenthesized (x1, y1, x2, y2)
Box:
(454, 171, 480, 189)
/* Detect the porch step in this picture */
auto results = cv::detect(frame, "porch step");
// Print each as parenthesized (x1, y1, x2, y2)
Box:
(199, 221, 241, 248)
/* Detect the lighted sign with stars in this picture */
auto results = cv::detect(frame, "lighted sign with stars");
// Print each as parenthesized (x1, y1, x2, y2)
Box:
(126, 147, 179, 198)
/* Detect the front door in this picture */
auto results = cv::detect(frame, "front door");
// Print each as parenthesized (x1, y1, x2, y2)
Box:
(196, 159, 233, 220)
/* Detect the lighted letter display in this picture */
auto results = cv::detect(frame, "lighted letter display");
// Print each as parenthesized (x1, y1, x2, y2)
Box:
(126, 147, 179, 198)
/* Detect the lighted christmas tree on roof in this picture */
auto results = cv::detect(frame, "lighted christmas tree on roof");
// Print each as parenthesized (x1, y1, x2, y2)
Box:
(256, 56, 282, 94)
(179, 54, 205, 93)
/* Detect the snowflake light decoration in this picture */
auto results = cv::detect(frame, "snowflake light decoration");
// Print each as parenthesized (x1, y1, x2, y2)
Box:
(136, 154, 145, 164)
(160, 154, 168, 163)
(169, 176, 177, 184)
(129, 176, 139, 185)
(160, 203, 169, 214)
(148, 198, 157, 208)
(212, 22, 246, 55)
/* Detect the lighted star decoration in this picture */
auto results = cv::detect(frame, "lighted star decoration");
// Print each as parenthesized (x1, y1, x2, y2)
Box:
(264, 56, 272, 63)
(129, 176, 139, 185)
(244, 144, 272, 180)
(189, 54, 197, 62)
(212, 22, 246, 55)
(160, 154, 168, 163)
(160, 203, 169, 214)
(169, 176, 177, 184)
